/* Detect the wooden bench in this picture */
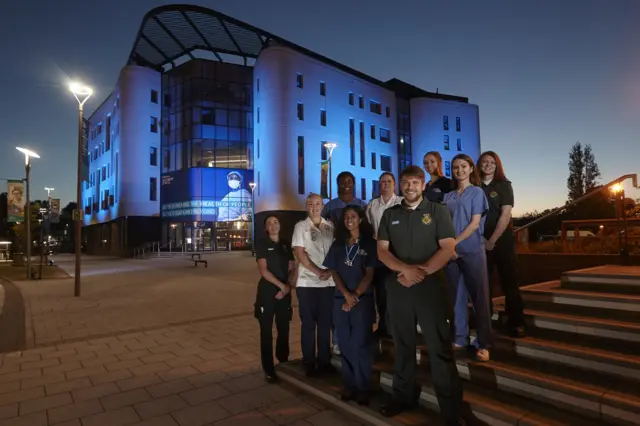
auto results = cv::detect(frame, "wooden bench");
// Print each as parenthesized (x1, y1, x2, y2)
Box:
(193, 259, 208, 268)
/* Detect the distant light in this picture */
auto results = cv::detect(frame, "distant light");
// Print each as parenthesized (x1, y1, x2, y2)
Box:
(610, 183, 622, 194)
(249, 182, 256, 190)
(69, 82, 93, 97)
(16, 147, 40, 165)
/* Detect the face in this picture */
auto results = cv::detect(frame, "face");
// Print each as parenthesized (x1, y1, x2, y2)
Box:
(423, 155, 439, 175)
(228, 176, 241, 190)
(305, 195, 323, 217)
(338, 175, 354, 196)
(480, 155, 496, 177)
(452, 159, 473, 182)
(343, 209, 361, 232)
(265, 217, 280, 235)
(400, 176, 426, 203)
(379, 174, 395, 194)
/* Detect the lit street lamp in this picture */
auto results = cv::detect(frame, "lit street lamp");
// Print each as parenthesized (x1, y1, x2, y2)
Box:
(69, 81, 93, 297)
(610, 183, 628, 259)
(249, 182, 257, 256)
(323, 142, 337, 199)
(16, 147, 40, 280)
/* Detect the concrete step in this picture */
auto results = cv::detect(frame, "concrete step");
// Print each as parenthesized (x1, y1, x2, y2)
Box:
(520, 281, 640, 323)
(561, 265, 640, 295)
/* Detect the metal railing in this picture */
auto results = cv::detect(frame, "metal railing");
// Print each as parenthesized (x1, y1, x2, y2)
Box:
(132, 240, 233, 259)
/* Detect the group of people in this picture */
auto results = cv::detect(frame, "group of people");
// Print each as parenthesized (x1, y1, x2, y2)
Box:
(253, 150, 526, 425)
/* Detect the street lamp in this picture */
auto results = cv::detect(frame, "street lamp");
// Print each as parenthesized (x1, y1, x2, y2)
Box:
(323, 142, 337, 199)
(249, 182, 257, 256)
(610, 183, 628, 259)
(16, 147, 40, 280)
(69, 81, 93, 297)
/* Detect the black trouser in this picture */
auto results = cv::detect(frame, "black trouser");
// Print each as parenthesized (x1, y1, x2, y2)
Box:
(372, 264, 389, 334)
(297, 286, 334, 368)
(386, 276, 463, 423)
(486, 233, 525, 328)
(255, 282, 292, 375)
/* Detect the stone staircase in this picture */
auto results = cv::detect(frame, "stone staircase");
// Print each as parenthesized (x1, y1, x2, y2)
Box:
(278, 265, 640, 425)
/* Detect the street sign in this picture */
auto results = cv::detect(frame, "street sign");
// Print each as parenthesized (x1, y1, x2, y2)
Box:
(73, 209, 83, 221)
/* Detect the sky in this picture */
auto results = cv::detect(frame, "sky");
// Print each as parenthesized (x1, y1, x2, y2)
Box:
(1, 0, 639, 216)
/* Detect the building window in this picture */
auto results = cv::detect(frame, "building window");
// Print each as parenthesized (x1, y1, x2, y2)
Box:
(101, 166, 106, 181)
(150, 117, 158, 133)
(443, 115, 449, 131)
(457, 138, 462, 151)
(163, 149, 170, 169)
(361, 178, 366, 200)
(297, 103, 304, 121)
(320, 109, 326, 126)
(370, 124, 376, 139)
(257, 107, 260, 123)
(380, 128, 391, 143)
(321, 141, 328, 161)
(297, 136, 305, 194)
(150, 177, 157, 201)
(349, 92, 354, 105)
(257, 138, 260, 159)
(358, 95, 364, 109)
(456, 117, 461, 132)
(257, 78, 260, 92)
(372, 180, 380, 198)
(150, 90, 158, 104)
(380, 155, 392, 172)
(320, 81, 326, 96)
(369, 100, 382, 115)
(371, 152, 377, 169)
(385, 106, 391, 118)
(359, 121, 365, 167)
(257, 171, 261, 197)
(296, 73, 304, 88)
(445, 161, 452, 177)
(164, 94, 171, 107)
(150, 147, 158, 166)
(444, 135, 450, 150)
(349, 119, 355, 166)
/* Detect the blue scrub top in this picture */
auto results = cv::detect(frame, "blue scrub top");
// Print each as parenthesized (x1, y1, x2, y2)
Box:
(321, 198, 368, 224)
(323, 237, 377, 297)
(443, 186, 489, 254)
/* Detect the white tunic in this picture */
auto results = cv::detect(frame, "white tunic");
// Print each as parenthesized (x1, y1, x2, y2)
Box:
(292, 217, 336, 288)
(366, 193, 403, 239)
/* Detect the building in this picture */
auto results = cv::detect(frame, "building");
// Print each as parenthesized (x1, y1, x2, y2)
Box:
(83, 4, 480, 254)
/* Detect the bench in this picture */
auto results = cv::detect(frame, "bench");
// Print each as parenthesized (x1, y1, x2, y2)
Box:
(193, 259, 208, 268)
(190, 253, 201, 260)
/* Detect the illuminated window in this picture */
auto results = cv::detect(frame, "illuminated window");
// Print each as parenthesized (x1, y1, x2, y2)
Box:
(444, 135, 450, 150)
(443, 115, 449, 131)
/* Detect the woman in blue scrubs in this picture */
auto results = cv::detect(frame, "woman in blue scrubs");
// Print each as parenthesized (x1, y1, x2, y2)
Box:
(423, 151, 454, 202)
(323, 206, 377, 405)
(443, 154, 492, 362)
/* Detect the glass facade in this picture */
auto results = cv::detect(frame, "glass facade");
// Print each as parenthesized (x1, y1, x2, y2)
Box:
(396, 97, 412, 173)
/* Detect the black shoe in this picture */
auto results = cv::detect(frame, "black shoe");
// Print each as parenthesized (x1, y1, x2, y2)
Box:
(340, 388, 356, 402)
(304, 364, 317, 377)
(318, 363, 337, 376)
(380, 400, 415, 417)
(508, 325, 526, 338)
(356, 391, 370, 406)
(264, 372, 279, 383)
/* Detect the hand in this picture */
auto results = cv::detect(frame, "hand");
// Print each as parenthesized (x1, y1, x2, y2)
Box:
(398, 265, 425, 284)
(397, 274, 416, 287)
(341, 303, 352, 312)
(344, 292, 359, 307)
(451, 251, 459, 261)
(275, 290, 284, 300)
(318, 270, 331, 281)
(485, 239, 495, 251)
(281, 285, 291, 296)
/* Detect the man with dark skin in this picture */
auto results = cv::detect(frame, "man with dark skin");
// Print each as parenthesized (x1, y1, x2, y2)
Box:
(322, 171, 368, 225)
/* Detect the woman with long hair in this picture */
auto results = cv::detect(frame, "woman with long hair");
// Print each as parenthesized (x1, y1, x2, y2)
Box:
(254, 215, 296, 382)
(323, 205, 377, 405)
(477, 151, 526, 338)
(423, 151, 454, 202)
(443, 154, 492, 361)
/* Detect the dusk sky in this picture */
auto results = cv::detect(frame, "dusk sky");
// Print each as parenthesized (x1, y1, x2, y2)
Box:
(1, 0, 638, 216)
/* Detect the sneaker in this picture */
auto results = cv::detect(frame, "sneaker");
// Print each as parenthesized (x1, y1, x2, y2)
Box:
(333, 344, 341, 355)
(476, 349, 490, 362)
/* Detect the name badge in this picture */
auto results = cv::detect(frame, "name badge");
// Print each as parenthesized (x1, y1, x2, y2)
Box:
(391, 220, 400, 225)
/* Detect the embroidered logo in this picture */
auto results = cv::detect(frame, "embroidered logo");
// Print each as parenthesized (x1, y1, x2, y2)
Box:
(490, 191, 498, 198)
(433, 188, 441, 193)
(421, 214, 432, 225)
(391, 220, 400, 225)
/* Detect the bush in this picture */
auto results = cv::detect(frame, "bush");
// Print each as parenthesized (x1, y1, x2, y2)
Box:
(518, 236, 639, 255)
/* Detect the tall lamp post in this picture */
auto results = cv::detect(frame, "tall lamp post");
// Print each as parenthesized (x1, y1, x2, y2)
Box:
(43, 187, 54, 266)
(610, 183, 628, 259)
(69, 82, 93, 297)
(249, 182, 257, 256)
(323, 142, 337, 199)
(16, 147, 40, 280)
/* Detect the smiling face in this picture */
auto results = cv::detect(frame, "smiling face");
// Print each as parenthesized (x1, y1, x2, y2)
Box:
(379, 173, 395, 196)
(401, 176, 425, 204)
(423, 154, 440, 176)
(480, 155, 497, 178)
(265, 216, 280, 236)
(306, 194, 323, 219)
(338, 174, 354, 198)
(343, 209, 361, 233)
(452, 158, 474, 183)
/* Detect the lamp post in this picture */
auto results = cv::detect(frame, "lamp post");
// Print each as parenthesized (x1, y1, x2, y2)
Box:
(249, 182, 257, 256)
(43, 187, 54, 267)
(69, 81, 93, 297)
(323, 142, 337, 199)
(16, 147, 40, 280)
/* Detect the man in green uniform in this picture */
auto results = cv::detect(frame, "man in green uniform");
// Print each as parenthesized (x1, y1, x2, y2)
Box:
(377, 165, 464, 425)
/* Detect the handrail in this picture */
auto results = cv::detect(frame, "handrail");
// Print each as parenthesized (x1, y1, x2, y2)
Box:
(515, 174, 638, 233)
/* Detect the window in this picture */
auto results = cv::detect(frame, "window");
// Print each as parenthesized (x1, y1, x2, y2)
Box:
(150, 90, 158, 104)
(372, 180, 380, 198)
(297, 136, 305, 194)
(163, 149, 170, 169)
(150, 177, 157, 201)
(380, 155, 392, 172)
(257, 138, 260, 159)
(370, 124, 376, 139)
(380, 128, 391, 143)
(445, 161, 451, 177)
(361, 178, 367, 200)
(257, 171, 261, 196)
(349, 119, 355, 166)
(257, 78, 260, 92)
(456, 117, 461, 132)
(150, 147, 158, 166)
(385, 106, 391, 118)
(163, 94, 171, 107)
(369, 100, 382, 115)
(101, 166, 106, 181)
(105, 116, 111, 151)
(257, 107, 260, 123)
(371, 152, 377, 169)
(444, 135, 450, 150)
(296, 73, 304, 88)
(150, 116, 158, 133)
(321, 141, 328, 161)
(443, 115, 449, 131)
(349, 92, 354, 105)
(320, 81, 326, 96)
(358, 95, 364, 109)
(359, 121, 365, 167)
(457, 138, 462, 151)
(202, 108, 215, 125)
(297, 103, 304, 121)
(320, 109, 326, 126)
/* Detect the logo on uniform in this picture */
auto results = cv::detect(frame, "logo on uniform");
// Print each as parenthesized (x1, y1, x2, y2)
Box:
(433, 188, 441, 193)
(490, 191, 498, 198)
(421, 214, 432, 225)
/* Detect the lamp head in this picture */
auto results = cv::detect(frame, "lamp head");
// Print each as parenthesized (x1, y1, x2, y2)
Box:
(16, 147, 40, 164)
(249, 182, 257, 190)
(611, 183, 622, 194)
(69, 81, 93, 106)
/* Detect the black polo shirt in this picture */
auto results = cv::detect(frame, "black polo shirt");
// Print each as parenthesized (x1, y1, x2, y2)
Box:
(378, 198, 456, 283)
(424, 177, 454, 202)
(256, 238, 293, 284)
(481, 179, 514, 240)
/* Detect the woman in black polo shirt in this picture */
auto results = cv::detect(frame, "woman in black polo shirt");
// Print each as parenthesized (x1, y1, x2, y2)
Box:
(477, 151, 526, 338)
(255, 215, 296, 382)
(423, 151, 454, 202)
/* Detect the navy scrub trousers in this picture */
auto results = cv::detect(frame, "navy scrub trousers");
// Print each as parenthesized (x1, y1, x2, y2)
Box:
(297, 287, 334, 369)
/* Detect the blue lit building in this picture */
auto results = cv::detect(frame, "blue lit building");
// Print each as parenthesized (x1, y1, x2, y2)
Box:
(83, 4, 480, 255)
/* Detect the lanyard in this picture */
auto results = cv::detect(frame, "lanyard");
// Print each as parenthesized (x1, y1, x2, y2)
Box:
(344, 239, 359, 267)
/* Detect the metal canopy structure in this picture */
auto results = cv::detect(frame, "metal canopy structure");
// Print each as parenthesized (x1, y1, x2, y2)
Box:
(127, 4, 468, 103)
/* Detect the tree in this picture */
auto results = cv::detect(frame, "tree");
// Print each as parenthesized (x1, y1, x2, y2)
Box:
(567, 142, 585, 201)
(583, 144, 601, 193)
